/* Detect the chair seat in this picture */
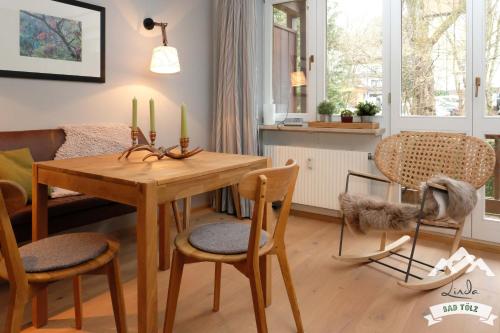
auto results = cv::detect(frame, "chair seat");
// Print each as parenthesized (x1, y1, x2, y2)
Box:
(19, 232, 109, 273)
(420, 217, 462, 229)
(188, 222, 268, 255)
(176, 223, 274, 263)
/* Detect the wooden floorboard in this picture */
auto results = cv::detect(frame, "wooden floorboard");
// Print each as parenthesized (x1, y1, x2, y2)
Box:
(1, 209, 500, 332)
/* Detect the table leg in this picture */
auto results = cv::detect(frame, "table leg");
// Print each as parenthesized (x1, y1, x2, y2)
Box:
(158, 203, 171, 271)
(183, 197, 191, 230)
(32, 165, 48, 328)
(137, 184, 158, 333)
(231, 185, 243, 219)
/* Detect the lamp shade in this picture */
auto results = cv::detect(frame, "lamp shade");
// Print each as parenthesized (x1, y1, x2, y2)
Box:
(291, 71, 306, 87)
(150, 46, 181, 74)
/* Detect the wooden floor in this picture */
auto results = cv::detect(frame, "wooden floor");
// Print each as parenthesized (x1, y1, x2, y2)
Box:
(1, 209, 500, 333)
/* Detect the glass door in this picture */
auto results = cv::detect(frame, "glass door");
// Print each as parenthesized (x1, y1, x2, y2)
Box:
(391, 0, 473, 135)
(390, 0, 474, 237)
(471, 0, 500, 242)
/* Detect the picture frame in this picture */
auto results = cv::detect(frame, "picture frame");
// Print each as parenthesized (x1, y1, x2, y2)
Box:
(0, 0, 105, 83)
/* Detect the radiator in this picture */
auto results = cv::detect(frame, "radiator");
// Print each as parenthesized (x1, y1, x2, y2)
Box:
(263, 145, 370, 210)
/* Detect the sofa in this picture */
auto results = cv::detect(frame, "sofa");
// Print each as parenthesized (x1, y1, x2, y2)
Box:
(0, 128, 147, 243)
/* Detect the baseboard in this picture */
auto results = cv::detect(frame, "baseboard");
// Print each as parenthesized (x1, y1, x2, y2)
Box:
(291, 209, 500, 254)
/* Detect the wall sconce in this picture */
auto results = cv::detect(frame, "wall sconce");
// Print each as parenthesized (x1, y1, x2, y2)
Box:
(144, 18, 181, 74)
(291, 71, 306, 87)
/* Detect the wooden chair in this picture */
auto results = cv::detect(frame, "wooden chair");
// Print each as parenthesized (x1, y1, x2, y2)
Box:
(334, 132, 496, 290)
(0, 180, 127, 333)
(163, 160, 304, 333)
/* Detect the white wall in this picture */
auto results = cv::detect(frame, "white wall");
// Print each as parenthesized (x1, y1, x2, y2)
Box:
(0, 0, 213, 152)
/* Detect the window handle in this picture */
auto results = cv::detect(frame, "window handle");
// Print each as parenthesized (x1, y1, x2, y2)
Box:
(475, 77, 481, 98)
(309, 55, 315, 71)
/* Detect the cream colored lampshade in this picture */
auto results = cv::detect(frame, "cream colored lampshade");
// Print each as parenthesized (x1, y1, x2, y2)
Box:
(150, 46, 181, 74)
(291, 71, 306, 87)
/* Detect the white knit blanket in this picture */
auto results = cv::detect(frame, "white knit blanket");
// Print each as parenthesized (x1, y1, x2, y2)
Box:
(51, 123, 131, 198)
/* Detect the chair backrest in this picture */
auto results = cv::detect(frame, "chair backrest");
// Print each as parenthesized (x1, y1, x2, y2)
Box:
(375, 131, 496, 190)
(239, 160, 299, 260)
(0, 183, 28, 287)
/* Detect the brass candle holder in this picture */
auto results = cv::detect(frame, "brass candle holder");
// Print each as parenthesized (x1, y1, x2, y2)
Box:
(119, 129, 203, 161)
(119, 130, 158, 160)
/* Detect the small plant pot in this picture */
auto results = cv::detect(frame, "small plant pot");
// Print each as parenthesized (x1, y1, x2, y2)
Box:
(319, 114, 332, 122)
(341, 116, 353, 123)
(360, 115, 374, 123)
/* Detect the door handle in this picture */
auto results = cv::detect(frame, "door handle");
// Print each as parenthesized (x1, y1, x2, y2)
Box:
(309, 55, 315, 71)
(475, 77, 481, 98)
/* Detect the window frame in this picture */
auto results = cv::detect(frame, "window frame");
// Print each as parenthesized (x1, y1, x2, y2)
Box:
(263, 0, 391, 125)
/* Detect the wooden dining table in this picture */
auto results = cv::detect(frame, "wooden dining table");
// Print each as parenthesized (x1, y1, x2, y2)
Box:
(31, 151, 270, 333)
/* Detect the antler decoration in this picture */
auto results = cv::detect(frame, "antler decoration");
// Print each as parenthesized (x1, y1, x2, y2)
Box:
(119, 131, 203, 161)
(143, 138, 203, 161)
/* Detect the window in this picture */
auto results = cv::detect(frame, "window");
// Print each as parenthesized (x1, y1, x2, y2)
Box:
(401, 0, 466, 117)
(485, 0, 500, 117)
(326, 0, 384, 112)
(272, 1, 308, 115)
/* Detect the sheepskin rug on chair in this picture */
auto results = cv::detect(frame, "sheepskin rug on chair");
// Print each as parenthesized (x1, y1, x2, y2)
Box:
(339, 176, 477, 234)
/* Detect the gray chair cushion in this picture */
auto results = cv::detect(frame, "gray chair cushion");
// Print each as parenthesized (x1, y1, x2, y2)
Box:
(19, 232, 109, 273)
(188, 222, 268, 255)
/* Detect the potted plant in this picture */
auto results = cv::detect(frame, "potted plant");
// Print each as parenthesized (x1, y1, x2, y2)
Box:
(317, 101, 335, 122)
(355, 101, 380, 122)
(340, 110, 353, 123)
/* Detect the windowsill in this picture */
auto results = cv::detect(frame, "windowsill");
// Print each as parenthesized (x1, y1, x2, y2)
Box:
(259, 124, 385, 136)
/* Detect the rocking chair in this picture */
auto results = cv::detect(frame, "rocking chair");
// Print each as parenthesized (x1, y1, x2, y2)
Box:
(333, 132, 496, 290)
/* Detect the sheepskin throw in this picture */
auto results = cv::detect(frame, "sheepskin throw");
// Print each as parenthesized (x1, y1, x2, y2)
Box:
(339, 176, 477, 234)
(51, 123, 131, 198)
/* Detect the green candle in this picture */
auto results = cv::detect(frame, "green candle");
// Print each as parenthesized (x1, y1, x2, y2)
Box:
(132, 97, 138, 131)
(181, 103, 188, 138)
(149, 98, 156, 132)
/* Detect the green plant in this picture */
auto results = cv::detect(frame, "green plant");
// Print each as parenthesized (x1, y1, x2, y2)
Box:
(340, 110, 353, 117)
(317, 101, 336, 115)
(355, 101, 380, 116)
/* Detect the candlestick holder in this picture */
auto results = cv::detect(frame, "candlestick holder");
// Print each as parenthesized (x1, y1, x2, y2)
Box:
(119, 129, 203, 161)
(119, 130, 160, 160)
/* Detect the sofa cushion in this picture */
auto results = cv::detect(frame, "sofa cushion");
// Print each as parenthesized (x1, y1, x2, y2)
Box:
(0, 148, 35, 200)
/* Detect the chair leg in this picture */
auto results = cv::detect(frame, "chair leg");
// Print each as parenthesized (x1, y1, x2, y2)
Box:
(182, 197, 191, 231)
(405, 221, 422, 283)
(450, 223, 464, 255)
(106, 258, 127, 333)
(276, 248, 304, 333)
(213, 263, 222, 312)
(73, 276, 83, 330)
(171, 201, 183, 233)
(164, 250, 185, 333)
(248, 261, 268, 333)
(5, 287, 28, 333)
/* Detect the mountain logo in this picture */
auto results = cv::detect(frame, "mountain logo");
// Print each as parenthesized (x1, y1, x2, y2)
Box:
(428, 247, 495, 277)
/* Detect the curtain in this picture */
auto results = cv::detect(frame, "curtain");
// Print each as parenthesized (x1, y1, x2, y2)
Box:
(212, 0, 257, 217)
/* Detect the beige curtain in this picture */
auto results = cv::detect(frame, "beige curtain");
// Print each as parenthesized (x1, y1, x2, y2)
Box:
(212, 0, 257, 217)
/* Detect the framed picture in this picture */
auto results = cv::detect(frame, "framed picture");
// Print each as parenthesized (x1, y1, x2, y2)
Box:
(0, 0, 105, 83)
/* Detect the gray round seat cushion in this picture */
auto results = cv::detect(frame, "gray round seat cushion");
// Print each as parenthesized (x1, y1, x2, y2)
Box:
(19, 233, 109, 273)
(188, 222, 268, 255)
